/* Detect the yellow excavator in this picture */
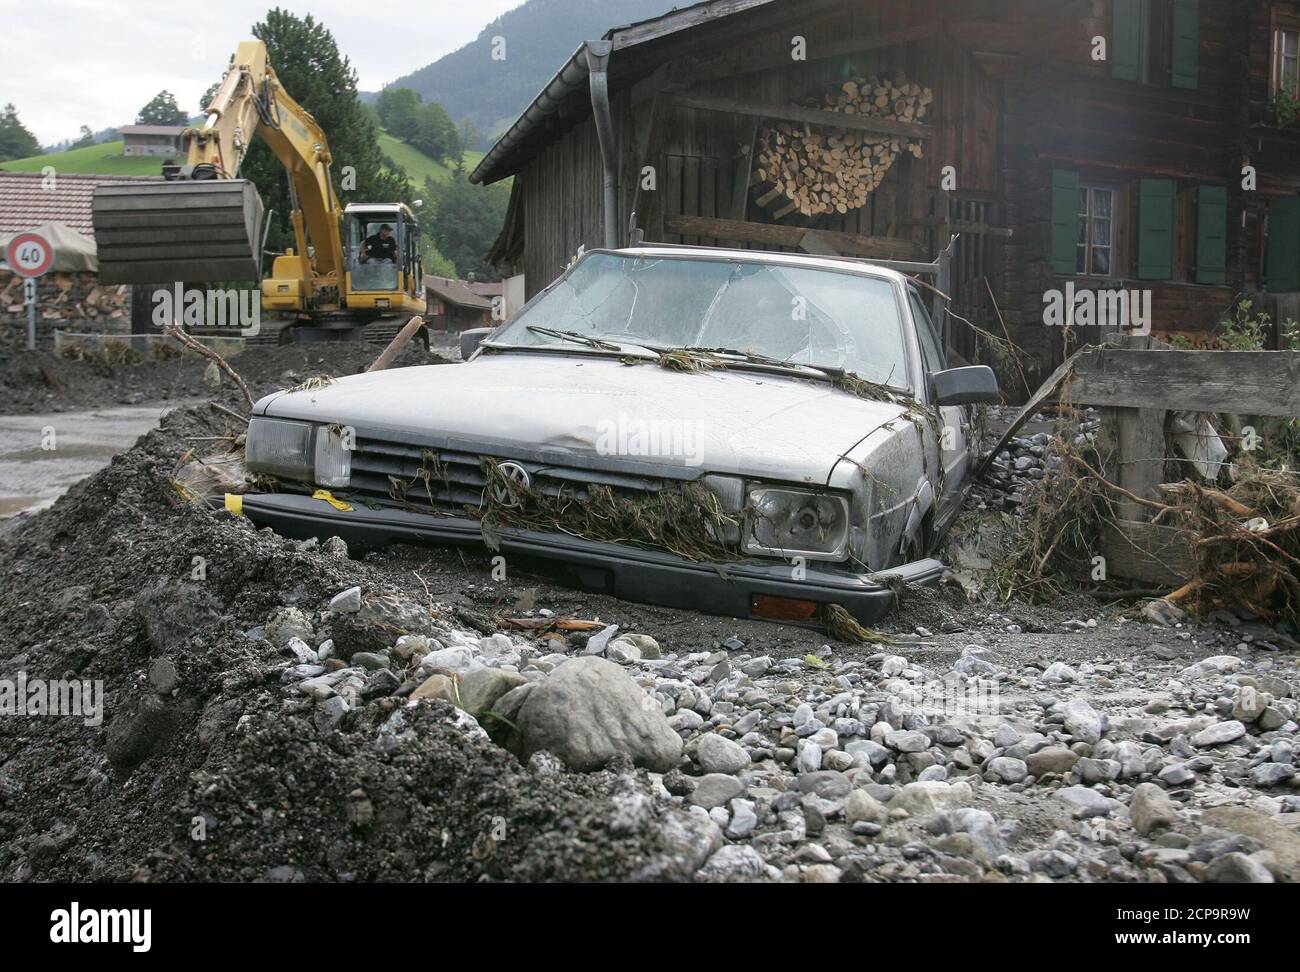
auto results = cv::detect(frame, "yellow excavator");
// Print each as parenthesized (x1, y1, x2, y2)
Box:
(92, 40, 425, 342)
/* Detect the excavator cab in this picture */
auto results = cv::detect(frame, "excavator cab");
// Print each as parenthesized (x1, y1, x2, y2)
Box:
(341, 204, 424, 314)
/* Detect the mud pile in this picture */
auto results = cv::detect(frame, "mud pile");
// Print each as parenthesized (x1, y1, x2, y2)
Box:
(0, 404, 710, 882)
(0, 340, 440, 415)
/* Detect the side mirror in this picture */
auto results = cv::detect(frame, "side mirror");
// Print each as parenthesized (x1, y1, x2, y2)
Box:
(460, 327, 494, 360)
(932, 365, 1000, 406)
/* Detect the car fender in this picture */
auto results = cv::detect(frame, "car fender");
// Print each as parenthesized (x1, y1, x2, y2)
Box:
(900, 477, 935, 557)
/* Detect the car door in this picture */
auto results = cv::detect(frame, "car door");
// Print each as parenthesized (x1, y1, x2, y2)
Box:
(907, 289, 968, 525)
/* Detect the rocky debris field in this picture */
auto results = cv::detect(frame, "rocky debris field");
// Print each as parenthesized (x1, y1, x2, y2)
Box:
(0, 392, 1297, 883)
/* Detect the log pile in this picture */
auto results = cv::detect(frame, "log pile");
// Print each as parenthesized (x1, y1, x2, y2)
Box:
(752, 73, 932, 220)
(1, 271, 129, 324)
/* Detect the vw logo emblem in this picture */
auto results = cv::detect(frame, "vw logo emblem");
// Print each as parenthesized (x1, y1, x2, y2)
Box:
(490, 461, 531, 508)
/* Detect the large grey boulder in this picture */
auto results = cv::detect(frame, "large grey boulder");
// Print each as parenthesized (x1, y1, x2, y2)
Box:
(490, 657, 682, 772)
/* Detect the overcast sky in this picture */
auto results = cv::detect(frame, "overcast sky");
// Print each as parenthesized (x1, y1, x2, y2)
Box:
(2, 0, 523, 145)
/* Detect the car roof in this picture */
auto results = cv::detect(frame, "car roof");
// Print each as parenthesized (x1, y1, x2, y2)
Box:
(605, 245, 915, 286)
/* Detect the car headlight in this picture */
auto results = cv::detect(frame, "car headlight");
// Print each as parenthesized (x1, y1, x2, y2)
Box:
(246, 417, 351, 487)
(313, 425, 352, 487)
(743, 486, 850, 560)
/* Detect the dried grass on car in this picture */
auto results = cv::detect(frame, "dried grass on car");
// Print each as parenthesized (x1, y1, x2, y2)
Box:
(476, 459, 747, 563)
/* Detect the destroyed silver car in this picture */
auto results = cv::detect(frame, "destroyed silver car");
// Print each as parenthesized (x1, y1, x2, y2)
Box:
(238, 247, 999, 627)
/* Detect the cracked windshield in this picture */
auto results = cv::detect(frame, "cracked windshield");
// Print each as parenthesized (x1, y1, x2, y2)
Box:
(495, 252, 910, 388)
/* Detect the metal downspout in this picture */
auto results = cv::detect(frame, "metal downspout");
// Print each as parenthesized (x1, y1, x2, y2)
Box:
(585, 41, 619, 249)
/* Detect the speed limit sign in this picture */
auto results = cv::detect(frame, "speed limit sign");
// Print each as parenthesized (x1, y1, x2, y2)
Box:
(6, 231, 55, 278)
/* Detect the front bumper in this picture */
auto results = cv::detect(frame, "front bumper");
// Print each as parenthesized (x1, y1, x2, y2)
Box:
(229, 492, 944, 627)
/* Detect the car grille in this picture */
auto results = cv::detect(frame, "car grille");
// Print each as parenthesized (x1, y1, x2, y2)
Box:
(347, 436, 667, 515)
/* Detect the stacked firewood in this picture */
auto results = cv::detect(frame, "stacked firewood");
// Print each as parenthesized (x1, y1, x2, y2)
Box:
(752, 73, 933, 219)
(1, 271, 129, 322)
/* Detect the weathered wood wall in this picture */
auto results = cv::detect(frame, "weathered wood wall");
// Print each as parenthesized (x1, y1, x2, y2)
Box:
(999, 0, 1247, 377)
(518, 115, 608, 298)
(500, 0, 1298, 382)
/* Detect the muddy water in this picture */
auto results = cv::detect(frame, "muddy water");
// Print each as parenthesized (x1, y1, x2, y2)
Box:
(0, 404, 188, 517)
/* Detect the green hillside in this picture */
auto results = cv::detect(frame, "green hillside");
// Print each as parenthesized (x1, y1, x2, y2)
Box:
(378, 131, 483, 184)
(0, 140, 164, 176)
(1, 134, 483, 185)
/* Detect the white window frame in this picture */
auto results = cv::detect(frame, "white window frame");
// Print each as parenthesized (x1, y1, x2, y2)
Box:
(1272, 17, 1300, 98)
(1077, 185, 1117, 277)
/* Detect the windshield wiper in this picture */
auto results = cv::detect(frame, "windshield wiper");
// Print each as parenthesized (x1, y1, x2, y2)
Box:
(525, 325, 622, 351)
(652, 345, 832, 376)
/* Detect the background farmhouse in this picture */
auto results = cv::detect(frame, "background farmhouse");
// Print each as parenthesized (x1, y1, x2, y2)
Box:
(474, 0, 1300, 387)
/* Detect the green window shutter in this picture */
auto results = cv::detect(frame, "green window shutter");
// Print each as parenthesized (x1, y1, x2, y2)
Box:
(1051, 169, 1081, 275)
(1196, 185, 1227, 284)
(1113, 0, 1146, 81)
(1268, 197, 1300, 292)
(1138, 178, 1176, 280)
(1171, 0, 1200, 89)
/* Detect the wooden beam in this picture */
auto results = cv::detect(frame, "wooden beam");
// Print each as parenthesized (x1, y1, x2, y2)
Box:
(670, 93, 932, 141)
(1101, 520, 1197, 587)
(798, 230, 842, 256)
(1115, 407, 1168, 521)
(730, 132, 757, 222)
(907, 216, 1014, 237)
(685, 24, 941, 82)
(663, 214, 924, 260)
(1070, 348, 1300, 417)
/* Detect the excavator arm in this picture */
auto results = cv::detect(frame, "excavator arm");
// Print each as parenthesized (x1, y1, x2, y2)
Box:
(93, 40, 344, 297)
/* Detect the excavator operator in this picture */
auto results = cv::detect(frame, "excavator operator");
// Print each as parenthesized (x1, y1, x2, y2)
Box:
(360, 224, 397, 264)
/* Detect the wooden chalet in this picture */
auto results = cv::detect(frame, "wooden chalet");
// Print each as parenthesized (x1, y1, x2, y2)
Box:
(473, 0, 1300, 389)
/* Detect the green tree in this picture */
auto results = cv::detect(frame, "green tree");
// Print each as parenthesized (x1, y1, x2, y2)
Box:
(199, 82, 221, 116)
(240, 8, 411, 253)
(137, 90, 187, 125)
(419, 172, 509, 280)
(411, 101, 460, 162)
(71, 125, 96, 149)
(0, 104, 41, 162)
(420, 235, 458, 279)
(376, 86, 422, 140)
(458, 118, 483, 153)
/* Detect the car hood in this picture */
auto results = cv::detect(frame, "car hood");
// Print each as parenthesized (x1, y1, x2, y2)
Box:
(257, 351, 910, 484)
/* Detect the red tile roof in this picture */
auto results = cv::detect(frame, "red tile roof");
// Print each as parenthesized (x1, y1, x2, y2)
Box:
(0, 171, 162, 240)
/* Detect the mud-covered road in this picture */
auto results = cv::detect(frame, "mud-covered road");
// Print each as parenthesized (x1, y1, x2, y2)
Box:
(0, 341, 1295, 884)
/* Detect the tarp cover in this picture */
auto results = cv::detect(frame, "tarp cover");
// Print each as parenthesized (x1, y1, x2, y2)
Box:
(0, 222, 99, 273)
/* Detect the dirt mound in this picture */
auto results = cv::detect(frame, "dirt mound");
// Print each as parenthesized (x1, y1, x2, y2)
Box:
(0, 340, 442, 415)
(0, 404, 693, 882)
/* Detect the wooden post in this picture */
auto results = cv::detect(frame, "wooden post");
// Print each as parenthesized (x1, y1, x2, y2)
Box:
(934, 235, 954, 343)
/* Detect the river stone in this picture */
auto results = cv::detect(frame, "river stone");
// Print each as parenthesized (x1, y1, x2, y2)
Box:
(1192, 720, 1247, 747)
(695, 733, 751, 774)
(1063, 699, 1104, 743)
(845, 789, 890, 824)
(1129, 782, 1180, 835)
(499, 656, 682, 772)
(987, 757, 1028, 783)
(328, 586, 362, 614)
(1205, 852, 1274, 883)
(457, 667, 528, 719)
(1055, 786, 1120, 818)
(696, 844, 768, 882)
(1026, 746, 1079, 777)
(690, 774, 745, 809)
(892, 781, 974, 816)
(1201, 808, 1300, 879)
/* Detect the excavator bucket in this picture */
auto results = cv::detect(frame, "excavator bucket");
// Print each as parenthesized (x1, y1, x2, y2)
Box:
(92, 181, 264, 284)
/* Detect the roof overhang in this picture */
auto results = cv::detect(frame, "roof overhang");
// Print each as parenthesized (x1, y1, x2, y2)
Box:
(469, 0, 777, 186)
